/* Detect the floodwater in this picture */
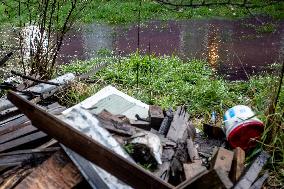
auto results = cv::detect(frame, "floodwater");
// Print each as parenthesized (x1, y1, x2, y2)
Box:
(59, 17, 284, 80)
(1, 17, 284, 80)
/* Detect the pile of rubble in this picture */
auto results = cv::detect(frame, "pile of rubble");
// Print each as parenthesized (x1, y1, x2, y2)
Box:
(0, 74, 270, 189)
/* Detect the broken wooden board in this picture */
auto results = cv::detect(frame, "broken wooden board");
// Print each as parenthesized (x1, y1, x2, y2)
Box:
(154, 162, 171, 182)
(0, 166, 33, 189)
(96, 110, 137, 136)
(149, 105, 164, 130)
(0, 116, 29, 135)
(234, 151, 270, 189)
(129, 119, 151, 131)
(211, 147, 234, 175)
(158, 108, 173, 136)
(15, 150, 82, 189)
(175, 168, 233, 189)
(229, 147, 245, 183)
(0, 131, 47, 153)
(183, 162, 207, 181)
(8, 91, 173, 189)
(186, 138, 200, 162)
(0, 148, 59, 167)
(166, 106, 190, 142)
(0, 125, 37, 144)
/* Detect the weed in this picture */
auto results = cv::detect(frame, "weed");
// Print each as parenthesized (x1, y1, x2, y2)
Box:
(256, 23, 276, 33)
(60, 53, 283, 118)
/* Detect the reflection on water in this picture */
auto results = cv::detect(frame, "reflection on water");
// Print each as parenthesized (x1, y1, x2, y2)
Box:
(207, 25, 220, 70)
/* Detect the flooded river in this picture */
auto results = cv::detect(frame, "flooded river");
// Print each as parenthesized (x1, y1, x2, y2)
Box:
(59, 17, 284, 80)
(1, 17, 284, 80)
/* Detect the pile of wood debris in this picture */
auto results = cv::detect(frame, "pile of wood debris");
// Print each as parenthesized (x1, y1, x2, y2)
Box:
(0, 74, 270, 189)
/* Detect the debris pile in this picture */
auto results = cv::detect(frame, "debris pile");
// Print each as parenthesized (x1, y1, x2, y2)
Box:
(0, 76, 271, 189)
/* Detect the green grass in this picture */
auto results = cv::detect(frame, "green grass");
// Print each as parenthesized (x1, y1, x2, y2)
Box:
(59, 53, 283, 117)
(0, 0, 283, 25)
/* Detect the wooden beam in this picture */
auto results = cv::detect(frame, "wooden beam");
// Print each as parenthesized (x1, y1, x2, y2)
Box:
(7, 91, 173, 189)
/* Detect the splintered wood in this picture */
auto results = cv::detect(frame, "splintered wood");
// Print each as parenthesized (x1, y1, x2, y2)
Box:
(15, 151, 82, 189)
(166, 106, 191, 142)
(229, 147, 245, 183)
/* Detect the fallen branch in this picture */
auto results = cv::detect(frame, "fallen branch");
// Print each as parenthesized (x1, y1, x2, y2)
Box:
(11, 71, 60, 86)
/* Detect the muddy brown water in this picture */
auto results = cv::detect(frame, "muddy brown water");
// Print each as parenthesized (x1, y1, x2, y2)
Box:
(59, 18, 284, 80)
(1, 17, 283, 81)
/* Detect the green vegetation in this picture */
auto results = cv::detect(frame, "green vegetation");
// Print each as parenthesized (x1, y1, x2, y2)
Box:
(243, 23, 277, 33)
(1, 0, 283, 25)
(255, 23, 277, 33)
(60, 53, 283, 117)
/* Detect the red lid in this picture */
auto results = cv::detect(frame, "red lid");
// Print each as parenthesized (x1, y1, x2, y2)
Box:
(228, 121, 264, 150)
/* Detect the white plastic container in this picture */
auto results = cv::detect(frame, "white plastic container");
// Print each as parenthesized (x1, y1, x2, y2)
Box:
(223, 105, 264, 150)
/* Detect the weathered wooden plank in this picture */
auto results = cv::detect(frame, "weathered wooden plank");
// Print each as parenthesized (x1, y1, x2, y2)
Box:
(229, 147, 245, 183)
(15, 150, 82, 189)
(96, 110, 137, 136)
(0, 117, 29, 135)
(0, 148, 59, 166)
(129, 119, 151, 130)
(0, 125, 37, 144)
(7, 91, 173, 189)
(166, 106, 190, 142)
(0, 122, 30, 139)
(183, 162, 207, 180)
(234, 151, 270, 189)
(0, 132, 47, 153)
(36, 139, 58, 149)
(158, 108, 173, 135)
(211, 147, 234, 175)
(175, 168, 233, 189)
(186, 138, 200, 162)
(149, 105, 164, 130)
